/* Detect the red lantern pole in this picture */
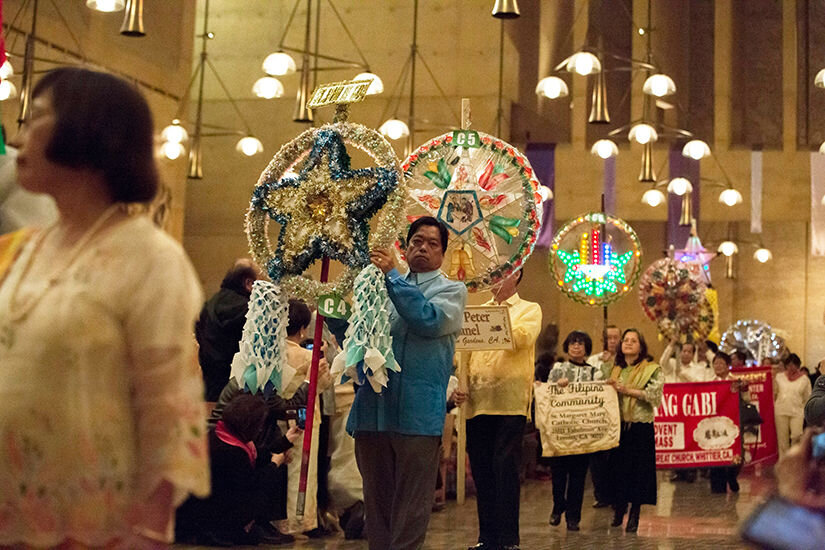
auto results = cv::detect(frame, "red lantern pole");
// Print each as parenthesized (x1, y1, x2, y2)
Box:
(296, 255, 330, 519)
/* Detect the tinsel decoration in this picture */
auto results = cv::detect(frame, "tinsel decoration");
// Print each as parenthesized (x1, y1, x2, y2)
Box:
(720, 319, 786, 364)
(247, 122, 406, 302)
(331, 265, 399, 393)
(229, 280, 294, 395)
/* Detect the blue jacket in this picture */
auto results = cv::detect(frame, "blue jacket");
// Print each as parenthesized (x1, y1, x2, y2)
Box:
(347, 268, 467, 436)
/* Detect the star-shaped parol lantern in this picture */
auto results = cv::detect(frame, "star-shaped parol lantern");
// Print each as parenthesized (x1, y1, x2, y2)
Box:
(550, 212, 643, 307)
(247, 123, 406, 302)
(402, 130, 542, 292)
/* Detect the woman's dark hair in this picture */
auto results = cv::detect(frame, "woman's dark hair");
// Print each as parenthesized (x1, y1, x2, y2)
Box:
(786, 353, 802, 367)
(407, 216, 448, 252)
(714, 351, 732, 366)
(563, 330, 592, 357)
(615, 328, 648, 367)
(31, 67, 158, 203)
(287, 299, 312, 336)
(222, 393, 269, 442)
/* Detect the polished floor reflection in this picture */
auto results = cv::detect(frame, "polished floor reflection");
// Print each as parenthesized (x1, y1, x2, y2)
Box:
(177, 469, 774, 549)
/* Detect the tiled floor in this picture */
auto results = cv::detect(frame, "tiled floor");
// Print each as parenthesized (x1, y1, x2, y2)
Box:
(177, 470, 774, 549)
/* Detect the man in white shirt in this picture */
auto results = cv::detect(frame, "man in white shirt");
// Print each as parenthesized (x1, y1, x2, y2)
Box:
(660, 340, 711, 383)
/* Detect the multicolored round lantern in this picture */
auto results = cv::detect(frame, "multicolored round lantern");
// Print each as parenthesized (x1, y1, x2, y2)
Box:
(402, 131, 542, 292)
(246, 122, 406, 302)
(638, 258, 707, 340)
(720, 319, 786, 365)
(550, 212, 642, 307)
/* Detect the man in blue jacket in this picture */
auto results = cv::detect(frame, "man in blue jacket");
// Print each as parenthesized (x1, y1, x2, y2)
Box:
(348, 216, 467, 550)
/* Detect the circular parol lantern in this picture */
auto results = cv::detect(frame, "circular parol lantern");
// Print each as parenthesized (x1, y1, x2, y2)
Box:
(550, 212, 642, 306)
(402, 131, 542, 292)
(720, 319, 786, 365)
(638, 258, 709, 340)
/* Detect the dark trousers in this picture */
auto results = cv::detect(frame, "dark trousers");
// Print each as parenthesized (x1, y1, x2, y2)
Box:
(709, 466, 740, 493)
(354, 431, 441, 550)
(589, 449, 611, 503)
(549, 454, 590, 524)
(466, 415, 526, 547)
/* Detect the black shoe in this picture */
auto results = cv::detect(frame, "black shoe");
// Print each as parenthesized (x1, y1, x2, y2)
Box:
(593, 500, 610, 508)
(625, 506, 640, 533)
(611, 508, 625, 527)
(251, 523, 295, 545)
(549, 513, 562, 526)
(567, 522, 580, 531)
(500, 546, 521, 550)
(467, 544, 496, 550)
(729, 479, 740, 492)
(342, 500, 366, 540)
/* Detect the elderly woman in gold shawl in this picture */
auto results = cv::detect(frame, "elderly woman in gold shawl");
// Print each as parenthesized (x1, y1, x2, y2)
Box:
(605, 328, 663, 534)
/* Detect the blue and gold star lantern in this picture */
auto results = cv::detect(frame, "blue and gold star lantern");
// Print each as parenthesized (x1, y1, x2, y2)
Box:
(247, 121, 406, 302)
(550, 212, 642, 307)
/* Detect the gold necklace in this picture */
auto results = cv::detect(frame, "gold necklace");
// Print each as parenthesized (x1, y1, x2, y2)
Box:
(5, 204, 124, 324)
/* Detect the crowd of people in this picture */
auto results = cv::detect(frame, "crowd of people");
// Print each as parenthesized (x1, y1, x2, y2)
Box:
(3, 67, 825, 550)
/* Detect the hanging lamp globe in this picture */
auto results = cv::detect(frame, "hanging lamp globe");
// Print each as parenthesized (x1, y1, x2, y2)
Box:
(236, 136, 264, 157)
(86, 0, 125, 12)
(591, 139, 618, 159)
(379, 119, 410, 141)
(0, 80, 17, 101)
(642, 74, 676, 97)
(565, 52, 601, 76)
(641, 188, 666, 207)
(252, 77, 285, 99)
(753, 247, 773, 263)
(262, 51, 297, 76)
(682, 139, 711, 160)
(160, 141, 185, 161)
(0, 60, 13, 80)
(535, 76, 569, 99)
(628, 123, 658, 145)
(353, 72, 384, 95)
(816, 68, 825, 88)
(719, 188, 743, 207)
(718, 240, 739, 257)
(667, 177, 693, 196)
(161, 120, 188, 143)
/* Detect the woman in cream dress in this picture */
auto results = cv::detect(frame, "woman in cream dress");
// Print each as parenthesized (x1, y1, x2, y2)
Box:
(0, 68, 209, 548)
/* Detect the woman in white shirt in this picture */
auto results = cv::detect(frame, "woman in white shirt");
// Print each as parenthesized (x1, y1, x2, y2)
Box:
(774, 353, 812, 456)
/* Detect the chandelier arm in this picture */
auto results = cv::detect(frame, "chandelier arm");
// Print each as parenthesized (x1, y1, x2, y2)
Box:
(325, 0, 371, 70)
(415, 50, 460, 126)
(709, 152, 736, 187)
(204, 57, 254, 135)
(278, 46, 365, 69)
(312, 0, 320, 90)
(277, 0, 303, 50)
(174, 60, 203, 121)
(48, 0, 88, 62)
(6, 0, 33, 54)
(377, 52, 412, 124)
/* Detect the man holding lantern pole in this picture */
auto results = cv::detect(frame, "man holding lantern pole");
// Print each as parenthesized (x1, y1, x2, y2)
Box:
(348, 216, 467, 550)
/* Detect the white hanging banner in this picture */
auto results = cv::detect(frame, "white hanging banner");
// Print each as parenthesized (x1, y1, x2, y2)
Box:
(750, 150, 762, 234)
(810, 152, 825, 257)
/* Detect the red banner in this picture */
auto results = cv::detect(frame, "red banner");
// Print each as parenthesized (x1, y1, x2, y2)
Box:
(731, 367, 778, 467)
(654, 380, 742, 468)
